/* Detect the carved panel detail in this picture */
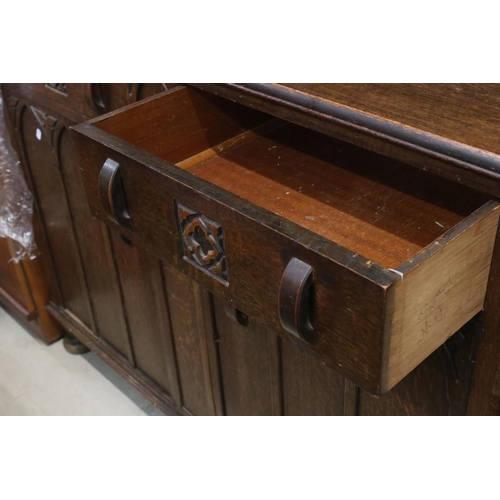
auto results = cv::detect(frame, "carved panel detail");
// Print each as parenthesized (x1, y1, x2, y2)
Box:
(30, 106, 59, 147)
(4, 95, 19, 125)
(176, 202, 228, 284)
(45, 83, 67, 95)
(5, 95, 19, 112)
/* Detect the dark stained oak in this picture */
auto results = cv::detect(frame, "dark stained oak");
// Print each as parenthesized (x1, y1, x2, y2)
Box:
(467, 228, 500, 415)
(94, 86, 268, 164)
(359, 322, 478, 416)
(163, 266, 221, 415)
(6, 82, 500, 415)
(191, 84, 500, 196)
(284, 84, 500, 158)
(111, 232, 180, 401)
(3, 96, 65, 312)
(0, 89, 64, 344)
(359, 347, 452, 416)
(212, 295, 277, 416)
(57, 127, 133, 358)
(279, 258, 314, 341)
(98, 158, 131, 228)
(72, 86, 498, 394)
(3, 84, 178, 122)
(88, 84, 177, 116)
(73, 119, 389, 393)
(20, 103, 95, 330)
(189, 123, 487, 269)
(281, 338, 345, 416)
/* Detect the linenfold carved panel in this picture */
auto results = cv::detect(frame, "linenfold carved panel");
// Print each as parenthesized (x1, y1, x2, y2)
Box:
(30, 106, 59, 147)
(5, 95, 18, 113)
(176, 202, 228, 284)
(4, 95, 19, 125)
(45, 83, 67, 95)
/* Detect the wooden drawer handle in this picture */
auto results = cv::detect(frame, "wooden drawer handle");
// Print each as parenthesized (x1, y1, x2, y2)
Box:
(279, 258, 314, 341)
(98, 159, 131, 229)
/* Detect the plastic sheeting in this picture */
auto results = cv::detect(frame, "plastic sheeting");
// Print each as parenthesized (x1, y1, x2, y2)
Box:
(0, 96, 38, 262)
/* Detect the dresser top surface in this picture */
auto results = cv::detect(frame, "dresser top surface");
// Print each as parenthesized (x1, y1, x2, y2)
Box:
(281, 84, 500, 155)
(191, 84, 500, 195)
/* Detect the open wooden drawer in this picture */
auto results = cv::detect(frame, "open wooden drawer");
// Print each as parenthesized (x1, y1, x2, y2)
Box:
(71, 85, 500, 395)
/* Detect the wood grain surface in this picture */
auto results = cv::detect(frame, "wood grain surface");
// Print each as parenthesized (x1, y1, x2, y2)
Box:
(10, 82, 500, 414)
(163, 266, 221, 415)
(212, 295, 277, 415)
(189, 124, 487, 268)
(191, 84, 500, 196)
(0, 238, 33, 314)
(467, 228, 500, 415)
(72, 85, 498, 394)
(73, 125, 390, 393)
(57, 127, 133, 357)
(3, 83, 177, 121)
(383, 203, 500, 391)
(94, 86, 268, 164)
(21, 103, 95, 331)
(284, 84, 500, 157)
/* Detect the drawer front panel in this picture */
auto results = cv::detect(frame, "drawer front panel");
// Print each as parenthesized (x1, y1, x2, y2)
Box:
(73, 130, 388, 393)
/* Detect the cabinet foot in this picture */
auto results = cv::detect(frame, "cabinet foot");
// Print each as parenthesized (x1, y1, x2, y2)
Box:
(63, 333, 90, 355)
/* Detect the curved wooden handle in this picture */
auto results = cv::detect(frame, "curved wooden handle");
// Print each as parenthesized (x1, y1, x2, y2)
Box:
(279, 258, 314, 341)
(98, 159, 131, 228)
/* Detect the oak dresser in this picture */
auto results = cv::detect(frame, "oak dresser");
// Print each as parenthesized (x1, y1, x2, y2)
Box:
(3, 83, 500, 415)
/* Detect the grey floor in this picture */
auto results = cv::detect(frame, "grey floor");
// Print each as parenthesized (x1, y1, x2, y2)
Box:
(0, 307, 164, 416)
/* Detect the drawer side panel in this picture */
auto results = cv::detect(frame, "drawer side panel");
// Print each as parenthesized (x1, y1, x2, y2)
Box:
(383, 202, 500, 391)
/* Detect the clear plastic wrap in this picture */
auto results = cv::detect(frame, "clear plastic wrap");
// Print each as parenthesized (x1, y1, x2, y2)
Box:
(0, 95, 38, 262)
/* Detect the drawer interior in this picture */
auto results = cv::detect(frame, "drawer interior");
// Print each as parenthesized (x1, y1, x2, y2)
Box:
(96, 87, 489, 270)
(186, 127, 490, 269)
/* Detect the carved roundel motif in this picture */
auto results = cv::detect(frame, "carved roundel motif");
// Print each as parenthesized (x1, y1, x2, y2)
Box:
(176, 202, 228, 284)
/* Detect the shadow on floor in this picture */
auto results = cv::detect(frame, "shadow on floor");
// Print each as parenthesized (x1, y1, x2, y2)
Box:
(80, 351, 165, 416)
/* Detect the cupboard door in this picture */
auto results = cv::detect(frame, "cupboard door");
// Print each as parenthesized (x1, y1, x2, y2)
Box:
(163, 266, 220, 416)
(358, 323, 478, 416)
(213, 296, 279, 416)
(111, 233, 180, 404)
(57, 127, 132, 357)
(281, 338, 345, 416)
(213, 297, 348, 416)
(19, 103, 94, 329)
